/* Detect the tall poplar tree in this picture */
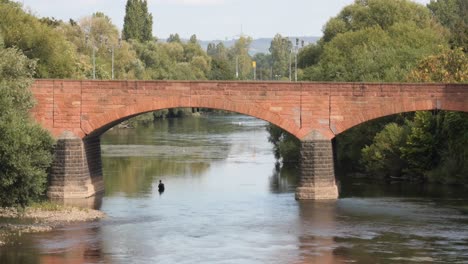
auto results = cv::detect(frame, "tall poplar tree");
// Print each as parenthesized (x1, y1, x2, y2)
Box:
(122, 0, 153, 42)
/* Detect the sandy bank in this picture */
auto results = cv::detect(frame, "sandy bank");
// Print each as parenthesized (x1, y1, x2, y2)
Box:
(0, 206, 106, 243)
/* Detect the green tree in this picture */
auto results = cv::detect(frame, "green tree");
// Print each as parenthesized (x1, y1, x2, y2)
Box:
(428, 0, 467, 50)
(252, 52, 272, 80)
(266, 124, 300, 167)
(122, 0, 153, 42)
(229, 36, 253, 80)
(361, 123, 408, 178)
(0, 0, 79, 78)
(0, 45, 54, 207)
(406, 48, 468, 184)
(208, 42, 234, 80)
(303, 0, 447, 81)
(269, 34, 292, 80)
(167, 33, 181, 43)
(407, 47, 468, 83)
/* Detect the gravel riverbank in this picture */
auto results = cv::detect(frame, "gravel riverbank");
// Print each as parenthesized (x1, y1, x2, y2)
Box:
(0, 206, 106, 245)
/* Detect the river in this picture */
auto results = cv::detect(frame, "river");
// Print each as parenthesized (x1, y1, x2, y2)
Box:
(1, 114, 468, 263)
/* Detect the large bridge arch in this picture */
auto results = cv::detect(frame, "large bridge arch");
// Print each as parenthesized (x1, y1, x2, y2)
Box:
(82, 100, 298, 139)
(30, 80, 467, 200)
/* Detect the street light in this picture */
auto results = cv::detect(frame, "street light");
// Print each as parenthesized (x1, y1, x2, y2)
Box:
(108, 38, 122, 80)
(295, 38, 299, 82)
(85, 34, 96, 80)
(294, 38, 305, 82)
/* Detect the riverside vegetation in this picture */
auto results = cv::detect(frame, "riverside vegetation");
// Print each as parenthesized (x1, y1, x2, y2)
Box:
(269, 0, 468, 186)
(0, 0, 467, 210)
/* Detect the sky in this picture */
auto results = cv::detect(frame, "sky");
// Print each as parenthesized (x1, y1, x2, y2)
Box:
(18, 0, 431, 40)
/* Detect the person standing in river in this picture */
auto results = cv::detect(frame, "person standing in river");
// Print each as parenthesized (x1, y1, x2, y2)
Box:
(158, 180, 165, 193)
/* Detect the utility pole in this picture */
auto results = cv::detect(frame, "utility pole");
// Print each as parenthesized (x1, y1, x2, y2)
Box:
(236, 56, 239, 79)
(289, 48, 292, 81)
(109, 38, 122, 80)
(295, 38, 298, 82)
(252, 61, 256, 80)
(86, 35, 96, 80)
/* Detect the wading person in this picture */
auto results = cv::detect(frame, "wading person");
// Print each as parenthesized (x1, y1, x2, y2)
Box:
(158, 180, 165, 193)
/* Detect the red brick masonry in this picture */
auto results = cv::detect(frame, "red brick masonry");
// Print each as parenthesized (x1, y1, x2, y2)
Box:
(30, 80, 467, 199)
(31, 80, 467, 140)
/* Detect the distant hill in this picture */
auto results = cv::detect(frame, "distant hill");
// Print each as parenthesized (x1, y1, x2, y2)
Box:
(198, 36, 320, 55)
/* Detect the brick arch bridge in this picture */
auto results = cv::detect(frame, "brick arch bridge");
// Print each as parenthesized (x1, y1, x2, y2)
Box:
(30, 80, 467, 200)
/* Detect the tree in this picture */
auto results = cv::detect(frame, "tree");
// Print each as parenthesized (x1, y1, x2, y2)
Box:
(266, 124, 300, 167)
(252, 52, 272, 80)
(122, 0, 153, 42)
(406, 48, 468, 183)
(167, 33, 181, 43)
(229, 36, 253, 80)
(269, 34, 292, 80)
(303, 0, 447, 82)
(0, 0, 79, 78)
(208, 42, 234, 80)
(407, 48, 467, 83)
(361, 123, 408, 178)
(0, 45, 54, 207)
(428, 0, 467, 50)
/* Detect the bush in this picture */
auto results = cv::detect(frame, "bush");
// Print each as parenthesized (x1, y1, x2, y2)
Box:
(0, 46, 54, 207)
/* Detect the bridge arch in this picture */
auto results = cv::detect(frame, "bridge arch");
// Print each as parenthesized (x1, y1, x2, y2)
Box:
(82, 100, 299, 139)
(30, 80, 467, 200)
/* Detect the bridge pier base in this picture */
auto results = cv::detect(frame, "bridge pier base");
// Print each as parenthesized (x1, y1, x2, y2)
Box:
(295, 140, 339, 200)
(47, 132, 104, 199)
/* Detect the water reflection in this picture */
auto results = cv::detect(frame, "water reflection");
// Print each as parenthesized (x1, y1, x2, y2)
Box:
(1, 115, 468, 263)
(269, 166, 299, 193)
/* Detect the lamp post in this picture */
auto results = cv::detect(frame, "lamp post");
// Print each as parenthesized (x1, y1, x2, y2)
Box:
(294, 38, 305, 82)
(295, 38, 299, 82)
(108, 38, 122, 80)
(289, 46, 292, 81)
(85, 34, 96, 80)
(235, 56, 239, 79)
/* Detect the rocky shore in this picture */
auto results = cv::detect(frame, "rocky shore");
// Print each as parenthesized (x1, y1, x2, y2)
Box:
(0, 205, 105, 245)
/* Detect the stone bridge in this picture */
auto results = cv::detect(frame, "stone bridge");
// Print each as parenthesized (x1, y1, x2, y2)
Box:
(30, 80, 468, 200)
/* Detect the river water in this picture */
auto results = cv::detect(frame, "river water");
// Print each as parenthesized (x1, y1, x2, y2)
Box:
(1, 114, 468, 263)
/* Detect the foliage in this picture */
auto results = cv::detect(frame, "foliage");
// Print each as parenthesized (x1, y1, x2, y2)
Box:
(266, 124, 300, 166)
(269, 34, 292, 79)
(0, 46, 54, 207)
(122, 0, 153, 42)
(407, 47, 468, 83)
(361, 123, 408, 178)
(207, 42, 234, 80)
(428, 0, 467, 50)
(0, 0, 79, 78)
(302, 0, 447, 82)
(229, 36, 253, 80)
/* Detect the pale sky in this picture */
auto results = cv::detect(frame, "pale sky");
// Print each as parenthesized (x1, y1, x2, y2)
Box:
(18, 0, 431, 40)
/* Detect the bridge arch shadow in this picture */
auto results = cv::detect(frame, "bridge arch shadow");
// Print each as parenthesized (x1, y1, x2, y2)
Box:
(332, 110, 468, 186)
(83, 103, 299, 140)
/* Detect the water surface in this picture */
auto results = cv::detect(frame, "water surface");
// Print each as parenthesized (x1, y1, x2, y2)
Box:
(1, 114, 468, 263)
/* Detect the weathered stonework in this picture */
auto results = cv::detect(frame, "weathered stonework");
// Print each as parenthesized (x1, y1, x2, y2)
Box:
(48, 132, 104, 199)
(29, 80, 466, 200)
(295, 140, 339, 200)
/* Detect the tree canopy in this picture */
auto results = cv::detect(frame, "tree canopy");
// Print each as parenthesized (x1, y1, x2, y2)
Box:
(0, 44, 54, 207)
(122, 0, 153, 42)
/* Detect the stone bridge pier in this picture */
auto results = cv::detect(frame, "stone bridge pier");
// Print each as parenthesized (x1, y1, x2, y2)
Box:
(48, 132, 104, 199)
(47, 132, 339, 200)
(296, 140, 338, 200)
(31, 80, 466, 200)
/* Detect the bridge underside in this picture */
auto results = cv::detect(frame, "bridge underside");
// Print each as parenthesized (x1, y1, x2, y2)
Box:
(47, 132, 339, 200)
(34, 80, 466, 200)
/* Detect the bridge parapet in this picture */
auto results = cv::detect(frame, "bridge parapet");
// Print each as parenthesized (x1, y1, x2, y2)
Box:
(30, 80, 467, 200)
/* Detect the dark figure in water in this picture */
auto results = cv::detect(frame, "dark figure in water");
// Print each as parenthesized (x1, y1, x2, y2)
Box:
(158, 180, 165, 193)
